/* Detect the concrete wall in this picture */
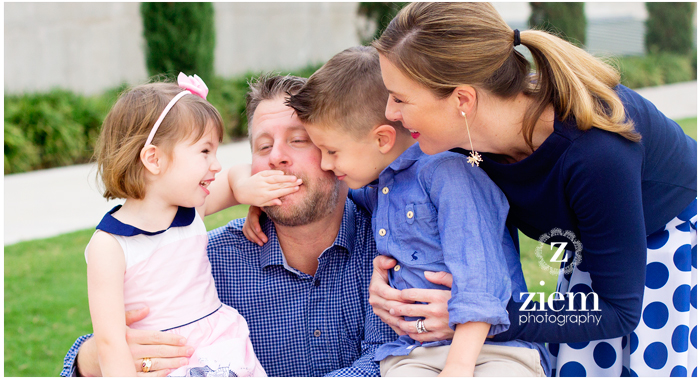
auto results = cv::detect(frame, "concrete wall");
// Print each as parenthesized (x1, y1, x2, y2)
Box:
(4, 2, 148, 95)
(4, 2, 361, 95)
(214, 3, 360, 76)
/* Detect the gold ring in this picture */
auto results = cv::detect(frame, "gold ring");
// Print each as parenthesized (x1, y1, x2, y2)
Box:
(142, 357, 152, 373)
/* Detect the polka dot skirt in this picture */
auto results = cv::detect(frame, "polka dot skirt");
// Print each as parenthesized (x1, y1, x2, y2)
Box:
(549, 200, 697, 377)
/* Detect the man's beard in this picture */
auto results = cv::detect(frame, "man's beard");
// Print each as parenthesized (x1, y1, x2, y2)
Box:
(262, 170, 341, 227)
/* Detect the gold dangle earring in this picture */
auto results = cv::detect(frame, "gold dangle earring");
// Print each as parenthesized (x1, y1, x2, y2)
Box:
(461, 111, 482, 167)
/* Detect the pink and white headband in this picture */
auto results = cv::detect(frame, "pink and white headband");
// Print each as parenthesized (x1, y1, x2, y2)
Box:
(144, 72, 209, 147)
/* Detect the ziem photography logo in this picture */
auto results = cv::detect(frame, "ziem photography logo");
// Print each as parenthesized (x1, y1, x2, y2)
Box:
(534, 228, 582, 276)
(520, 228, 601, 327)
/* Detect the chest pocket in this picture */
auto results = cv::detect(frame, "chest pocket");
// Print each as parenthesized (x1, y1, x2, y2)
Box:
(396, 202, 441, 264)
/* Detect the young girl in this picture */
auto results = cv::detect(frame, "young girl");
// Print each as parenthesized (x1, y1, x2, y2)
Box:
(86, 73, 301, 376)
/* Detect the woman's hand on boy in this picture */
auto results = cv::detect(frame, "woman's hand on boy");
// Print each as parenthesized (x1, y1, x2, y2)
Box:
(231, 169, 302, 207)
(368, 256, 406, 336)
(369, 255, 455, 342)
(242, 206, 268, 246)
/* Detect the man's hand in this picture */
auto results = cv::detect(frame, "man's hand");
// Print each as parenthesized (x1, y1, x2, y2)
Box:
(242, 206, 268, 246)
(76, 307, 193, 377)
(368, 255, 455, 341)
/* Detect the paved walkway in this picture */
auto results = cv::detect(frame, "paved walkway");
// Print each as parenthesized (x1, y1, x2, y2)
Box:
(4, 140, 252, 245)
(4, 81, 697, 245)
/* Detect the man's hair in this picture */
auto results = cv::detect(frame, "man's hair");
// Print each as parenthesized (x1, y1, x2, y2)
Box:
(285, 46, 404, 138)
(245, 74, 307, 141)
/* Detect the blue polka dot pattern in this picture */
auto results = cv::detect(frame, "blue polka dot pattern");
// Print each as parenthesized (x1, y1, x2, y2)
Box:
(642, 301, 669, 329)
(670, 365, 687, 377)
(563, 270, 573, 282)
(643, 342, 668, 370)
(645, 262, 669, 289)
(569, 283, 595, 310)
(672, 284, 690, 312)
(559, 361, 586, 377)
(567, 341, 589, 349)
(630, 331, 639, 354)
(675, 221, 691, 232)
(547, 205, 696, 378)
(593, 342, 616, 369)
(676, 199, 696, 221)
(673, 244, 691, 272)
(671, 325, 689, 353)
(647, 228, 669, 249)
(691, 326, 697, 349)
(569, 283, 593, 294)
(548, 342, 559, 357)
(693, 367, 697, 377)
(621, 366, 630, 377)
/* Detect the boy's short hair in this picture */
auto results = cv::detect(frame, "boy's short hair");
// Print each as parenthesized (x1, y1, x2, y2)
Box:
(286, 46, 404, 137)
(96, 82, 224, 201)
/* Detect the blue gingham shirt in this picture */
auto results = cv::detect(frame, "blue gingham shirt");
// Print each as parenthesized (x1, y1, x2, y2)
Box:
(351, 144, 548, 373)
(61, 199, 397, 377)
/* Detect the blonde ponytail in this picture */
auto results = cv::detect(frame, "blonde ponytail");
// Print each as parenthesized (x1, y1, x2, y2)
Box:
(373, 3, 640, 150)
(520, 29, 639, 146)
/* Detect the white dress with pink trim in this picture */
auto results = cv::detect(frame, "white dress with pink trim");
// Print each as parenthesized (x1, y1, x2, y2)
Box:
(86, 206, 266, 377)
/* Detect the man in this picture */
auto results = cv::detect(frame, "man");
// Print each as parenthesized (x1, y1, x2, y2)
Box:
(61, 75, 397, 377)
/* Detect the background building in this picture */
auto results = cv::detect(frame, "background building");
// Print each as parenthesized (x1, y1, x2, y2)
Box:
(6, 2, 691, 95)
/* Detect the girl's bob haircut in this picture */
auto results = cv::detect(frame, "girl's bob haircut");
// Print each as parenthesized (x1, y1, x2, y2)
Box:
(95, 82, 224, 200)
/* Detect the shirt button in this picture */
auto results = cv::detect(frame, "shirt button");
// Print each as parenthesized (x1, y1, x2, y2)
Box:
(314, 278, 321, 287)
(382, 187, 389, 194)
(313, 330, 322, 337)
(407, 211, 414, 219)
(379, 228, 387, 236)
(394, 264, 401, 271)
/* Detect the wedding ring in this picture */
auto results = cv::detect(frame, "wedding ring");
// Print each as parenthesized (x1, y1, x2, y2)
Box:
(416, 318, 429, 334)
(142, 357, 152, 373)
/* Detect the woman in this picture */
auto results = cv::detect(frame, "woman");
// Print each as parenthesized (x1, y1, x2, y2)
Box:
(368, 2, 697, 377)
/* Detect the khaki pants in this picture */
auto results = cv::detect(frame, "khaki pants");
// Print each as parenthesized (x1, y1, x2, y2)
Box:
(380, 344, 546, 377)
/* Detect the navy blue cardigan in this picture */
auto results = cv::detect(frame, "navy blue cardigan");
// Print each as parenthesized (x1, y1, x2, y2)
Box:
(454, 85, 697, 343)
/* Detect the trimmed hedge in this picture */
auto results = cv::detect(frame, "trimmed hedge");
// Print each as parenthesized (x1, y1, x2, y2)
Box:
(529, 2, 586, 47)
(646, 3, 696, 55)
(141, 3, 216, 81)
(614, 52, 696, 89)
(4, 89, 119, 174)
(358, 2, 409, 44)
(4, 66, 321, 175)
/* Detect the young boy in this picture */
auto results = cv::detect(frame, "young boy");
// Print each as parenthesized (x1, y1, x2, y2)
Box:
(254, 46, 549, 376)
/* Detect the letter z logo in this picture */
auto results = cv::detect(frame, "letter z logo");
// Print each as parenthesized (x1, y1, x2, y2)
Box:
(549, 242, 569, 263)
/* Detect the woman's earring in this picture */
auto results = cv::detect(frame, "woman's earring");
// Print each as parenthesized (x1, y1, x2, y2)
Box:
(461, 112, 482, 167)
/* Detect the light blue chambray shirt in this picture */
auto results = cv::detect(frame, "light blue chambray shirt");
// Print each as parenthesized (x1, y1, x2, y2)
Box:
(61, 199, 398, 377)
(350, 143, 548, 373)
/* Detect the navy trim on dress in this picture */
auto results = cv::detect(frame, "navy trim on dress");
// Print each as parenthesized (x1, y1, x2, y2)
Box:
(161, 304, 223, 331)
(96, 205, 196, 236)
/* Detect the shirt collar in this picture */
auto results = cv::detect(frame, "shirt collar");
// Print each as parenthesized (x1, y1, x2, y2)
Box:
(95, 205, 195, 236)
(385, 142, 422, 172)
(260, 198, 357, 269)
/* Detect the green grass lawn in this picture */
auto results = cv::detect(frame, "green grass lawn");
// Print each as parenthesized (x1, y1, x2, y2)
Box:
(676, 117, 697, 140)
(5, 118, 696, 377)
